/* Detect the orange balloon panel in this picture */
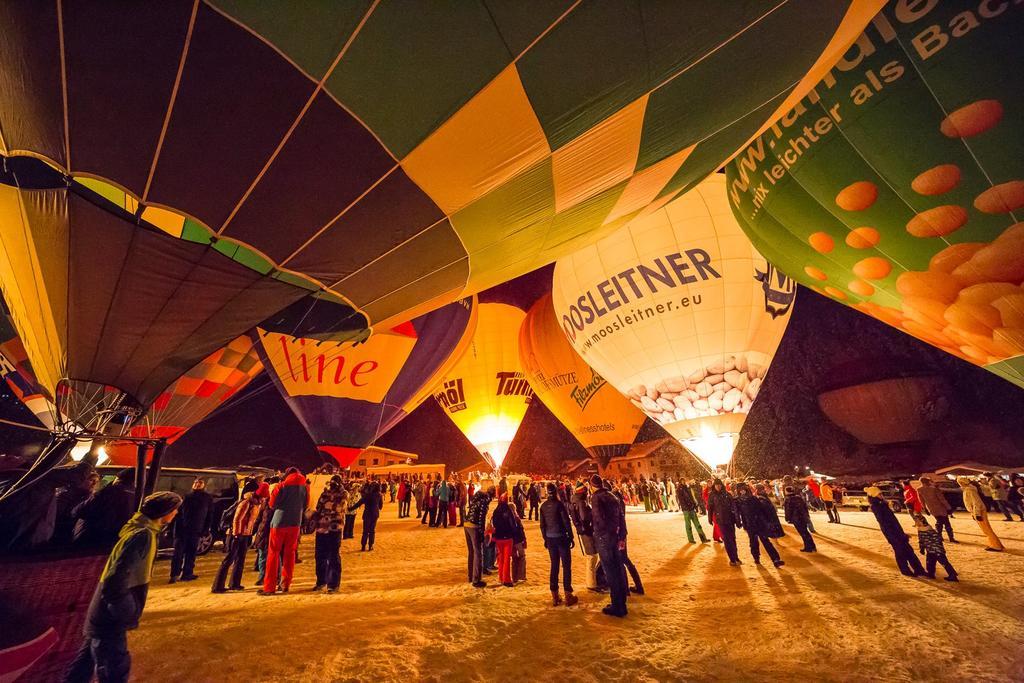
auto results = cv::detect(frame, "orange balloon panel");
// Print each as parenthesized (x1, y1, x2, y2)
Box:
(434, 303, 532, 471)
(519, 293, 643, 466)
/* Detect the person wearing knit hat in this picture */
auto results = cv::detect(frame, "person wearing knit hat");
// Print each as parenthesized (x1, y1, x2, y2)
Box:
(212, 481, 267, 594)
(912, 514, 958, 581)
(65, 491, 182, 683)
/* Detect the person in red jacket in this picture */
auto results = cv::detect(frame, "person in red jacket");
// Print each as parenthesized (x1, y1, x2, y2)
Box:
(903, 480, 923, 514)
(259, 468, 309, 596)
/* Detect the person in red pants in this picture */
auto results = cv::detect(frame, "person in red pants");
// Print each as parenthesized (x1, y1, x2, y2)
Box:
(259, 468, 309, 595)
(490, 494, 518, 587)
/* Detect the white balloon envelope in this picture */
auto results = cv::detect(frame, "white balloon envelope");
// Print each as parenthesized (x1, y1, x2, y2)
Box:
(552, 174, 795, 469)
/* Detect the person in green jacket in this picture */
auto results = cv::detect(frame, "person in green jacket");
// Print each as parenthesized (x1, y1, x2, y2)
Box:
(64, 491, 182, 683)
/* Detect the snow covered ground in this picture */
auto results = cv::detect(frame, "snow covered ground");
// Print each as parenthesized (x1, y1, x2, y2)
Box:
(131, 507, 1024, 682)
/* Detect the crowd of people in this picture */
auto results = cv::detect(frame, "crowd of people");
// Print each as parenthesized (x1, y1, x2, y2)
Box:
(29, 458, 1022, 682)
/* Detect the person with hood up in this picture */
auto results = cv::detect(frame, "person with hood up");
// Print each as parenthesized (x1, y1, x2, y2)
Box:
(912, 514, 958, 582)
(867, 486, 925, 576)
(539, 482, 578, 606)
(73, 468, 136, 550)
(464, 485, 493, 587)
(259, 467, 309, 595)
(169, 477, 212, 583)
(350, 481, 385, 551)
(783, 485, 815, 552)
(916, 478, 955, 543)
(734, 483, 784, 567)
(312, 476, 347, 592)
(591, 475, 628, 617)
(706, 479, 740, 565)
(212, 481, 265, 593)
(958, 477, 1003, 551)
(64, 492, 182, 683)
(676, 479, 708, 544)
(568, 483, 600, 592)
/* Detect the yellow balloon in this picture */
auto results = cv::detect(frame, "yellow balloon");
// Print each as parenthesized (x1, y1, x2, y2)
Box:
(552, 175, 795, 470)
(433, 303, 532, 472)
(519, 293, 644, 467)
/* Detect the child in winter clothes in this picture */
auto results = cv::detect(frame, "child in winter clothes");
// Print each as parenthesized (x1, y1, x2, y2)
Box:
(913, 514, 957, 581)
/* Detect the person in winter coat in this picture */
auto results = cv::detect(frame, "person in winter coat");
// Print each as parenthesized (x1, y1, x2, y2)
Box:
(755, 484, 785, 539)
(783, 485, 816, 552)
(988, 475, 1022, 521)
(350, 481, 385, 551)
(820, 480, 840, 524)
(490, 494, 519, 587)
(527, 483, 541, 521)
(212, 481, 265, 593)
(53, 463, 97, 547)
(706, 479, 740, 565)
(396, 480, 408, 519)
(568, 483, 600, 592)
(958, 477, 1003, 551)
(436, 479, 451, 529)
(676, 480, 708, 544)
(252, 483, 275, 586)
(464, 486, 493, 587)
(913, 514, 957, 581)
(343, 482, 359, 539)
(1007, 476, 1024, 521)
(169, 477, 212, 583)
(312, 476, 347, 592)
(260, 468, 309, 595)
(73, 468, 136, 550)
(590, 475, 628, 617)
(916, 477, 955, 542)
(611, 481, 644, 595)
(64, 492, 182, 683)
(734, 483, 784, 567)
(412, 477, 424, 518)
(903, 481, 923, 515)
(539, 483, 577, 606)
(866, 486, 925, 576)
(690, 481, 706, 515)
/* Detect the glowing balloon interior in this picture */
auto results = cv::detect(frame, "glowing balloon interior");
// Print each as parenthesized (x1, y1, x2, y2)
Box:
(552, 174, 794, 468)
(434, 303, 532, 472)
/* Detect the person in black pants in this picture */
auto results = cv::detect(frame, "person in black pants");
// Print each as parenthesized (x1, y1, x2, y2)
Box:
(350, 482, 384, 551)
(913, 514, 957, 581)
(590, 475, 628, 617)
(539, 483, 578, 606)
(527, 483, 541, 521)
(609, 480, 644, 594)
(170, 478, 212, 582)
(212, 482, 263, 593)
(783, 485, 816, 552)
(734, 483, 784, 567)
(706, 479, 740, 565)
(867, 486, 925, 577)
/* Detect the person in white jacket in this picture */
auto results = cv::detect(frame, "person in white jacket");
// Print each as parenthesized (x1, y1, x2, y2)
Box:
(958, 477, 1004, 552)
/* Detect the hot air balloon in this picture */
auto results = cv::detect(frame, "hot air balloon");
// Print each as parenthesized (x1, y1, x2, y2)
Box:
(0, 1, 882, 334)
(102, 335, 265, 466)
(552, 174, 795, 471)
(519, 293, 644, 466)
(254, 297, 476, 468)
(726, 2, 1024, 388)
(434, 303, 532, 473)
(0, 304, 56, 431)
(0, 161, 316, 502)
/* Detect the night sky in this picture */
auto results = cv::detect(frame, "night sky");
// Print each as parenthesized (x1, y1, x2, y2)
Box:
(3, 265, 1024, 477)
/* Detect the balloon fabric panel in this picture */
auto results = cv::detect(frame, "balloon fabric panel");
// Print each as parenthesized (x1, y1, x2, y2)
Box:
(0, 1, 883, 332)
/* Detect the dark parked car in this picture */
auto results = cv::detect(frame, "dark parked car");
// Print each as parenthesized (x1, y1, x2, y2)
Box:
(95, 466, 241, 555)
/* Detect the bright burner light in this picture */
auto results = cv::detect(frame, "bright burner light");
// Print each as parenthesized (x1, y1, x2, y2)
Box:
(683, 426, 737, 470)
